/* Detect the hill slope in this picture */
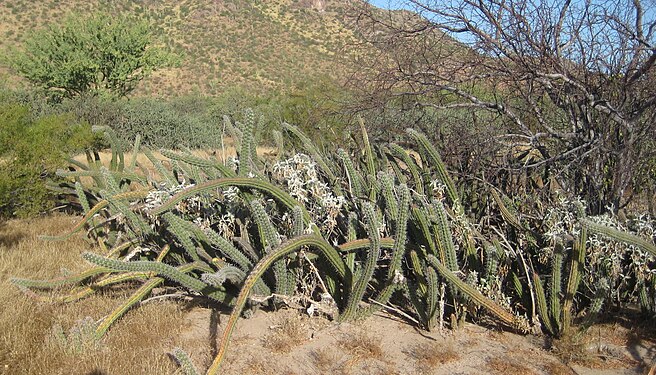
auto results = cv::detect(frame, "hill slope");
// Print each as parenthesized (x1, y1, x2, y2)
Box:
(0, 0, 371, 96)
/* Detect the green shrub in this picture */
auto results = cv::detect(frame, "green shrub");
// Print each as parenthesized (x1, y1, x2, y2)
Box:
(0, 103, 97, 217)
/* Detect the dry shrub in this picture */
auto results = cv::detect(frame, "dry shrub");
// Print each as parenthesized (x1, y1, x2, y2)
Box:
(262, 313, 308, 353)
(311, 347, 345, 374)
(407, 340, 460, 373)
(542, 361, 576, 375)
(486, 356, 538, 375)
(338, 329, 383, 361)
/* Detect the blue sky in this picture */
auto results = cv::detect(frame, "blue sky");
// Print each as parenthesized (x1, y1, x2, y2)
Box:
(367, 0, 404, 10)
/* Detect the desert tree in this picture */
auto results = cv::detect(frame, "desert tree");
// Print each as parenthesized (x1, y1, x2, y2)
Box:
(11, 12, 176, 100)
(351, 0, 656, 214)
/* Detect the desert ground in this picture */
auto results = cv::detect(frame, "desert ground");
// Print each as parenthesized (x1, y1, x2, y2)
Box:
(0, 214, 654, 375)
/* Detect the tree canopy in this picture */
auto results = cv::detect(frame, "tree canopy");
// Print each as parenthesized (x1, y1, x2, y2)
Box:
(12, 12, 176, 100)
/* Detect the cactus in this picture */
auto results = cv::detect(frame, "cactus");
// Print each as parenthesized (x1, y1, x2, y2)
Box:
(426, 265, 440, 330)
(160, 149, 233, 178)
(583, 219, 656, 256)
(81, 253, 228, 302)
(163, 212, 206, 262)
(388, 184, 410, 281)
(562, 227, 586, 331)
(430, 200, 458, 272)
(11, 266, 109, 289)
(250, 199, 292, 296)
(172, 348, 200, 375)
(95, 277, 164, 338)
(490, 189, 524, 230)
(532, 272, 555, 335)
(387, 143, 424, 195)
(40, 189, 150, 241)
(282, 122, 337, 183)
(337, 148, 365, 198)
(549, 243, 564, 331)
(406, 129, 460, 212)
(75, 181, 91, 213)
(204, 228, 253, 271)
(341, 202, 381, 321)
(206, 234, 347, 374)
(291, 205, 305, 237)
(149, 177, 310, 222)
(426, 255, 517, 328)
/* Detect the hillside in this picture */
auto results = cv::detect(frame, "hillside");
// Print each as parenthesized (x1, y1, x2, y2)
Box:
(0, 0, 374, 96)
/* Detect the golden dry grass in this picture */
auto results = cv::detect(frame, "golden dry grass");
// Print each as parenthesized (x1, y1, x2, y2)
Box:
(262, 313, 308, 354)
(406, 340, 460, 374)
(0, 214, 186, 374)
(486, 356, 539, 375)
(338, 329, 384, 362)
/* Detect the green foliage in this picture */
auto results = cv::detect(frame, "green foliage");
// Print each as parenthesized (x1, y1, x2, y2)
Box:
(11, 12, 176, 100)
(0, 102, 97, 217)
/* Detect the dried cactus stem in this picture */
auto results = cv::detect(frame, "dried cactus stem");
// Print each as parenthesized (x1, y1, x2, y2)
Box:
(207, 234, 346, 374)
(426, 255, 517, 329)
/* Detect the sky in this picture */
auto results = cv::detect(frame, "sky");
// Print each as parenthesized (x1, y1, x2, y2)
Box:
(367, 0, 404, 10)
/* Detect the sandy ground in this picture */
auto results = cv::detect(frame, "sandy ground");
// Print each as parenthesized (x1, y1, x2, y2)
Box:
(172, 306, 654, 375)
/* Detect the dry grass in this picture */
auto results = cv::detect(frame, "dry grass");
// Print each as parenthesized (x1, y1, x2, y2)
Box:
(310, 347, 345, 374)
(486, 356, 539, 375)
(0, 214, 187, 374)
(262, 313, 308, 354)
(338, 329, 384, 361)
(406, 340, 460, 374)
(542, 361, 576, 375)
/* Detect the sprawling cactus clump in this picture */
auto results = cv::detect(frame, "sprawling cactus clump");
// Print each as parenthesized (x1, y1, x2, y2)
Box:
(12, 110, 655, 374)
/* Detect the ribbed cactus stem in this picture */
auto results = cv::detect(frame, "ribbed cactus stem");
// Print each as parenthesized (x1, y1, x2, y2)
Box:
(204, 228, 253, 271)
(292, 206, 305, 237)
(426, 255, 517, 328)
(127, 134, 141, 171)
(490, 189, 523, 230)
(149, 178, 311, 224)
(387, 183, 410, 281)
(40, 190, 150, 241)
(238, 109, 255, 175)
(82, 253, 227, 302)
(549, 243, 564, 332)
(282, 123, 337, 183)
(250, 199, 292, 295)
(426, 266, 439, 330)
(337, 148, 365, 198)
(387, 143, 424, 195)
(406, 128, 460, 212)
(431, 200, 458, 272)
(163, 212, 201, 262)
(379, 172, 398, 223)
(562, 227, 586, 332)
(103, 193, 152, 236)
(412, 207, 438, 256)
(341, 202, 381, 321)
(583, 219, 656, 256)
(160, 149, 234, 178)
(483, 243, 499, 282)
(207, 234, 346, 374)
(95, 277, 164, 339)
(75, 182, 91, 214)
(532, 272, 555, 335)
(143, 147, 178, 187)
(172, 348, 200, 375)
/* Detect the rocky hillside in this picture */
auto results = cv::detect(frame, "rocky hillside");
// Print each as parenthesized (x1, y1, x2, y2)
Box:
(0, 0, 376, 95)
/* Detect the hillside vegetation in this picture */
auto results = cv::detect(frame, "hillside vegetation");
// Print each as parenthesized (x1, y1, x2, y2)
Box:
(0, 0, 367, 95)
